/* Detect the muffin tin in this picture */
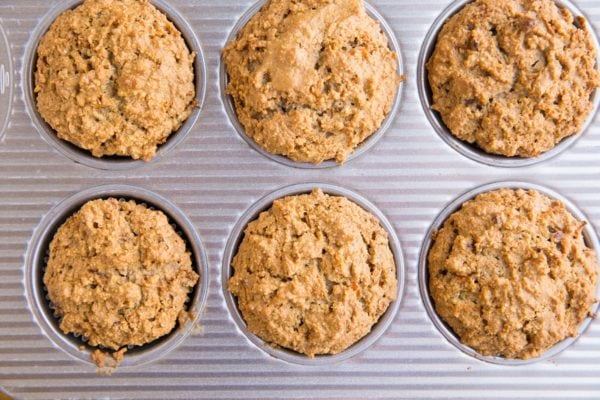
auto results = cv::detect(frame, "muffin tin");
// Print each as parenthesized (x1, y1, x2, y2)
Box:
(1, 0, 600, 399)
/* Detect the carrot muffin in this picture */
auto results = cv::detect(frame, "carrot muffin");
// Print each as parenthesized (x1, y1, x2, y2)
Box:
(34, 0, 196, 161)
(428, 188, 598, 359)
(427, 0, 600, 158)
(44, 198, 198, 351)
(228, 189, 397, 357)
(223, 0, 402, 164)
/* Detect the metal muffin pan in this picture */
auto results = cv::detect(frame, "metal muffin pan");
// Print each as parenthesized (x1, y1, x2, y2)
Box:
(219, 0, 404, 169)
(24, 184, 210, 368)
(417, 180, 600, 366)
(1, 0, 600, 398)
(221, 182, 405, 365)
(417, 0, 600, 168)
(21, 0, 207, 171)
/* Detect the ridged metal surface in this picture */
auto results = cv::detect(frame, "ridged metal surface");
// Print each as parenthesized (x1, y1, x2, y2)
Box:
(1, 0, 600, 399)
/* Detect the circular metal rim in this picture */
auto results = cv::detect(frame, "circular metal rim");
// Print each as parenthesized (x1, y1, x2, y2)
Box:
(416, 0, 600, 169)
(221, 182, 405, 365)
(0, 20, 13, 141)
(21, 0, 207, 171)
(219, 0, 404, 170)
(24, 184, 210, 368)
(417, 180, 600, 365)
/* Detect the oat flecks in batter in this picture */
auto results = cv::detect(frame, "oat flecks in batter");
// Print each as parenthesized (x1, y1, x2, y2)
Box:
(34, 0, 197, 161)
(427, 0, 600, 158)
(228, 189, 398, 357)
(428, 189, 598, 359)
(44, 198, 199, 351)
(223, 0, 402, 164)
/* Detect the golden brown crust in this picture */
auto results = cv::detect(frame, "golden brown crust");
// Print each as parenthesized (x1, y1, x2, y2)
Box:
(223, 0, 401, 164)
(228, 189, 397, 357)
(44, 198, 198, 351)
(428, 188, 598, 359)
(34, 0, 196, 161)
(427, 0, 600, 157)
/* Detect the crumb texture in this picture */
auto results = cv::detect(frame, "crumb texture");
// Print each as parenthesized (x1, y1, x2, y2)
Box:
(428, 188, 598, 359)
(44, 198, 198, 350)
(35, 0, 196, 161)
(427, 0, 600, 157)
(223, 0, 401, 164)
(228, 189, 397, 357)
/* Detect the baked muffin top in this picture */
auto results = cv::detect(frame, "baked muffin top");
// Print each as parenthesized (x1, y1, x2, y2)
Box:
(228, 189, 397, 357)
(35, 0, 196, 161)
(44, 198, 198, 351)
(428, 188, 598, 359)
(223, 0, 401, 164)
(427, 0, 599, 158)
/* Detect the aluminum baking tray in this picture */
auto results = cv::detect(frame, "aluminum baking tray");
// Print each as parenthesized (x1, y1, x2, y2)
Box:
(1, 0, 600, 399)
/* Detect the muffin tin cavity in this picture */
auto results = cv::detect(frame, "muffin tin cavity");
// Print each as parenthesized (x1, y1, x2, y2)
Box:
(22, 0, 206, 170)
(0, 21, 12, 141)
(417, 0, 600, 168)
(222, 183, 405, 365)
(418, 181, 600, 365)
(220, 0, 404, 169)
(25, 184, 209, 367)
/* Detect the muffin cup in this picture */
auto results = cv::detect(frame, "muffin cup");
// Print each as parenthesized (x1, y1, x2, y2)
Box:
(416, 0, 600, 168)
(0, 21, 12, 141)
(418, 181, 600, 365)
(222, 182, 405, 365)
(219, 0, 404, 169)
(24, 184, 210, 368)
(22, 0, 207, 171)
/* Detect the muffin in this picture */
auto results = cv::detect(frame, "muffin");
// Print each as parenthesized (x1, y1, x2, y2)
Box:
(44, 198, 198, 351)
(34, 0, 197, 161)
(428, 188, 598, 359)
(228, 189, 397, 357)
(223, 0, 402, 164)
(427, 0, 600, 158)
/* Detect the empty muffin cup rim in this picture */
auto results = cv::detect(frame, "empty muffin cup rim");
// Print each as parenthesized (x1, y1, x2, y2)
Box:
(417, 180, 600, 365)
(221, 182, 405, 365)
(0, 21, 13, 142)
(416, 0, 600, 168)
(219, 0, 404, 169)
(22, 0, 207, 171)
(24, 184, 209, 368)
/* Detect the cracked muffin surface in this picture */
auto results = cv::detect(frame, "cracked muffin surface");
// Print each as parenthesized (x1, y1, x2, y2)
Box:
(223, 0, 402, 164)
(34, 0, 196, 161)
(427, 0, 600, 158)
(228, 189, 398, 357)
(44, 198, 199, 351)
(428, 188, 598, 359)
